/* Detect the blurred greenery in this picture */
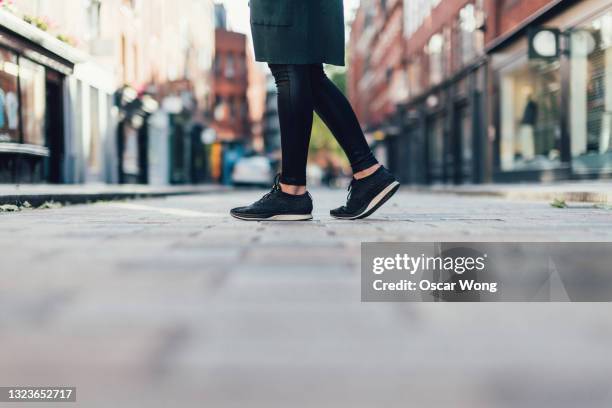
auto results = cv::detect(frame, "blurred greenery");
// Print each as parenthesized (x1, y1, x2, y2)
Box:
(550, 198, 568, 209)
(308, 65, 350, 166)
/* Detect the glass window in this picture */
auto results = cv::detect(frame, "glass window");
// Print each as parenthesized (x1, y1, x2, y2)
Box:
(456, 2, 485, 67)
(427, 116, 444, 182)
(20, 58, 46, 146)
(228, 96, 235, 119)
(405, 0, 442, 38)
(214, 54, 223, 76)
(407, 57, 422, 97)
(0, 49, 20, 143)
(570, 11, 612, 171)
(123, 124, 139, 176)
(214, 95, 225, 121)
(459, 107, 474, 182)
(86, 0, 102, 40)
(225, 54, 235, 78)
(428, 33, 445, 85)
(499, 57, 562, 171)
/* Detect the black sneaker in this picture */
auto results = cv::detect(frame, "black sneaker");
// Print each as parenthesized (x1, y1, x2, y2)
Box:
(230, 175, 313, 221)
(330, 166, 399, 220)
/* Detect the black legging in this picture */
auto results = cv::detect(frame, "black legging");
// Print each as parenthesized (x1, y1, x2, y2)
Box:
(269, 64, 378, 186)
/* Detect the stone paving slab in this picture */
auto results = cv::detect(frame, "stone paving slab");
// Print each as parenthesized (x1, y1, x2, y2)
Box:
(0, 189, 611, 407)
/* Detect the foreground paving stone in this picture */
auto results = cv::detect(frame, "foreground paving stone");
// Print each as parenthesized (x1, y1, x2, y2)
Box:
(0, 189, 611, 407)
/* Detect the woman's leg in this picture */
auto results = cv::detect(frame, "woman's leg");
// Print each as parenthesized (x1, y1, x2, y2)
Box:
(229, 63, 314, 220)
(268, 64, 314, 190)
(308, 64, 379, 177)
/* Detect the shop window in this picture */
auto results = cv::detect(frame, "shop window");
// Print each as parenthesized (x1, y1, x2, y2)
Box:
(0, 50, 19, 143)
(458, 106, 474, 182)
(20, 58, 46, 146)
(570, 11, 612, 171)
(427, 116, 445, 182)
(499, 57, 561, 171)
(122, 124, 139, 176)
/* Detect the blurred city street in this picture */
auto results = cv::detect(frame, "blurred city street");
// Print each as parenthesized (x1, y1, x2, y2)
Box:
(1, 189, 612, 407)
(2, 0, 612, 406)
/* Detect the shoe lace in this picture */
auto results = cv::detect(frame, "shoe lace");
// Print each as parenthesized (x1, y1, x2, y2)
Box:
(261, 174, 282, 201)
(346, 178, 357, 202)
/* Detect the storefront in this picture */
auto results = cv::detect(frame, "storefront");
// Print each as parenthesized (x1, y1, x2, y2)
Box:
(115, 87, 153, 184)
(388, 1, 488, 186)
(393, 64, 487, 186)
(126, 89, 211, 186)
(0, 10, 119, 185)
(490, 0, 612, 182)
(0, 11, 79, 183)
(64, 62, 117, 184)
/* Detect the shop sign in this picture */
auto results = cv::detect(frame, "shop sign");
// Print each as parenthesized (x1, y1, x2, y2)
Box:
(528, 27, 561, 60)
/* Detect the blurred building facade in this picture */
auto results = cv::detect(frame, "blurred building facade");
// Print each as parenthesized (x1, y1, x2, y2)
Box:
(349, 0, 406, 127)
(247, 60, 267, 155)
(349, 0, 612, 184)
(0, 4, 96, 184)
(262, 73, 281, 155)
(207, 7, 252, 184)
(210, 29, 249, 142)
(0, 0, 216, 184)
(488, 0, 612, 182)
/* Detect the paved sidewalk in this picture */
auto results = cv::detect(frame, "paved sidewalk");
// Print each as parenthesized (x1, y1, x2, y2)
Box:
(0, 189, 611, 407)
(2, 179, 611, 208)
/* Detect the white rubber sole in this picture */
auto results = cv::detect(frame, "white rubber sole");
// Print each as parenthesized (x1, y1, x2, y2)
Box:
(231, 213, 313, 221)
(332, 181, 400, 220)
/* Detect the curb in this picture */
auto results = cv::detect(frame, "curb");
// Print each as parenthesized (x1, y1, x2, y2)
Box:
(0, 186, 231, 208)
(408, 187, 612, 204)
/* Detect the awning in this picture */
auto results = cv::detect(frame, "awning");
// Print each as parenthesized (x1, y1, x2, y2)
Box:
(0, 9, 89, 74)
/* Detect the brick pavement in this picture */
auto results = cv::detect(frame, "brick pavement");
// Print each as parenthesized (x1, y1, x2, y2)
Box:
(0, 189, 611, 407)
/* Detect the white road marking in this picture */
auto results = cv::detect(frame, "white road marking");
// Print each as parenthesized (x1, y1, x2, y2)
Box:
(108, 202, 224, 218)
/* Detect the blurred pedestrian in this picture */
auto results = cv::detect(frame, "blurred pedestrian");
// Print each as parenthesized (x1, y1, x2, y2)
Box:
(231, 0, 399, 221)
(520, 93, 537, 161)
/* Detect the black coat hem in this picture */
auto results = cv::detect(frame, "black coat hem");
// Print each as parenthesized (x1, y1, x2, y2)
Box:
(254, 56, 345, 67)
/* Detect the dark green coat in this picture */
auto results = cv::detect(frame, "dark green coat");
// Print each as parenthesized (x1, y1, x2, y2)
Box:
(250, 0, 345, 66)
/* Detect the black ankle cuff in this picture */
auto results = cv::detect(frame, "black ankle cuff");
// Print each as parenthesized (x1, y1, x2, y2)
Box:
(351, 153, 379, 174)
(280, 174, 307, 186)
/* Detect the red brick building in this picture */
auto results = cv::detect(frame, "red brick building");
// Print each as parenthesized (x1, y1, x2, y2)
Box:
(485, 0, 558, 44)
(348, 0, 405, 128)
(349, 0, 488, 184)
(210, 29, 250, 142)
(347, 5, 368, 125)
(349, 0, 612, 184)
